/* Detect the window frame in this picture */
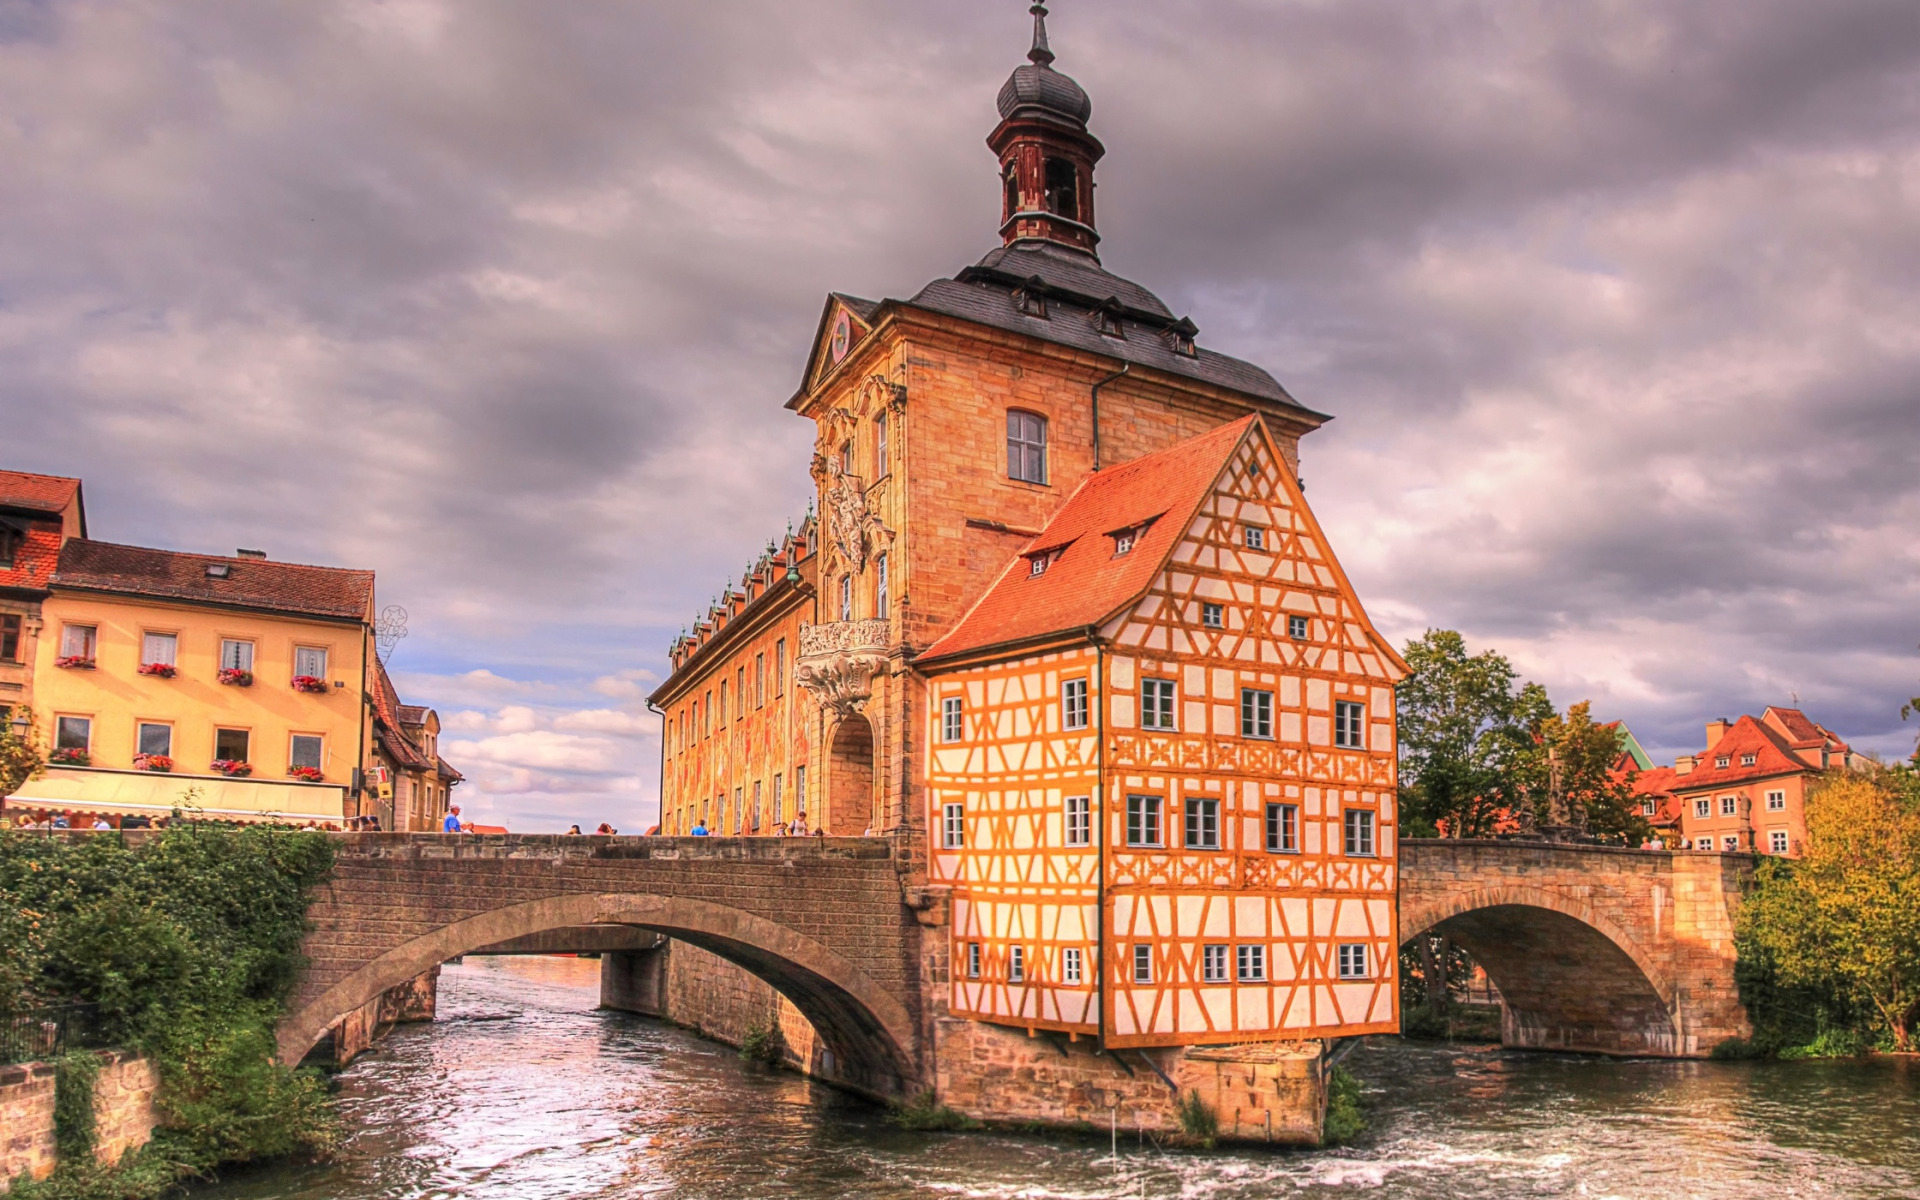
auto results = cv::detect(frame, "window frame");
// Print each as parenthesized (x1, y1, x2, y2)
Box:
(0, 613, 20, 662)
(1202, 602, 1223, 629)
(1236, 944, 1267, 983)
(1766, 790, 1785, 812)
(941, 696, 964, 743)
(1265, 802, 1299, 853)
(214, 726, 251, 764)
(289, 733, 324, 772)
(941, 802, 965, 850)
(60, 624, 97, 661)
(293, 644, 328, 681)
(1006, 409, 1049, 485)
(1185, 797, 1220, 850)
(1722, 834, 1739, 852)
(1062, 678, 1089, 731)
(141, 630, 178, 668)
(1337, 943, 1370, 980)
(1063, 946, 1083, 986)
(1243, 525, 1266, 550)
(1202, 944, 1229, 984)
(136, 721, 172, 758)
(875, 554, 889, 619)
(55, 715, 93, 752)
(1125, 794, 1163, 848)
(1131, 944, 1153, 985)
(1141, 678, 1177, 731)
(1241, 689, 1274, 740)
(1334, 701, 1366, 749)
(1343, 807, 1376, 857)
(1693, 798, 1711, 819)
(1719, 795, 1738, 817)
(838, 574, 853, 622)
(873, 410, 889, 479)
(1008, 945, 1025, 984)
(1288, 614, 1309, 640)
(1769, 830, 1789, 855)
(1065, 795, 1091, 847)
(966, 942, 982, 979)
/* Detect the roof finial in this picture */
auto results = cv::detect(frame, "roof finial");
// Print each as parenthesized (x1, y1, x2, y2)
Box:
(1028, 2, 1055, 68)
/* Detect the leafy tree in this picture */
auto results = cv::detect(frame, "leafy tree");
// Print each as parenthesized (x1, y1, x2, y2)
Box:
(1515, 701, 1652, 846)
(1737, 772, 1920, 1050)
(0, 704, 43, 799)
(1395, 630, 1549, 838)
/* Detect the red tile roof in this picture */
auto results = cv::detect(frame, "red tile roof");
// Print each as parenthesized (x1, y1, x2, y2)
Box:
(0, 470, 81, 516)
(1630, 765, 1683, 827)
(397, 705, 430, 726)
(52, 540, 374, 621)
(919, 417, 1258, 663)
(1670, 715, 1809, 792)
(0, 524, 64, 595)
(371, 660, 434, 771)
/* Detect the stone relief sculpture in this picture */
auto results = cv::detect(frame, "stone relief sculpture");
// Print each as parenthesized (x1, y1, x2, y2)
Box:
(795, 619, 891, 718)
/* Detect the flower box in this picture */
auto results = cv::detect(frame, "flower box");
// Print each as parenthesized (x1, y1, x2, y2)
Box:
(217, 668, 254, 687)
(55, 656, 96, 670)
(209, 759, 253, 778)
(290, 676, 330, 695)
(286, 766, 325, 783)
(133, 754, 174, 773)
(50, 747, 92, 767)
(137, 663, 177, 678)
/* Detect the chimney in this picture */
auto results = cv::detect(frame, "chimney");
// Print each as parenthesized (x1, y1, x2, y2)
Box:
(1705, 718, 1731, 749)
(236, 549, 267, 560)
(1675, 754, 1695, 776)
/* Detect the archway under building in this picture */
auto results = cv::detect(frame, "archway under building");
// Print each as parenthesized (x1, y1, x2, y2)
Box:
(1399, 891, 1682, 1057)
(827, 714, 875, 837)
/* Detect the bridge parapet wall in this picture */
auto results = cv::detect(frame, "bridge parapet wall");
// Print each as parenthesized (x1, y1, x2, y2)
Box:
(1400, 841, 1751, 1057)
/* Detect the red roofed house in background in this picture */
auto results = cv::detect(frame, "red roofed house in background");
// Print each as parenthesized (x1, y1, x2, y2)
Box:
(1, 466, 459, 831)
(1660, 708, 1865, 856)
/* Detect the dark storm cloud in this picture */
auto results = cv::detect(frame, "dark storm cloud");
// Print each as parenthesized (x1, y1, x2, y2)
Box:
(4, 0, 1917, 825)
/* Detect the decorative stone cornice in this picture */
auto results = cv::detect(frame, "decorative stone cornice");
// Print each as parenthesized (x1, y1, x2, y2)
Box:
(796, 619, 891, 718)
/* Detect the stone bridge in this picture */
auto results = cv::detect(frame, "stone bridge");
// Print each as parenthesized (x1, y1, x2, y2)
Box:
(281, 835, 1753, 1096)
(1400, 840, 1753, 1056)
(278, 834, 924, 1096)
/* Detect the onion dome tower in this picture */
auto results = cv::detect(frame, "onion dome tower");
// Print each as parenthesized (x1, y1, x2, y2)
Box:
(991, 3, 1105, 259)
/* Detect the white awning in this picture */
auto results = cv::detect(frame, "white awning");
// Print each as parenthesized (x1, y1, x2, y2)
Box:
(6, 766, 349, 823)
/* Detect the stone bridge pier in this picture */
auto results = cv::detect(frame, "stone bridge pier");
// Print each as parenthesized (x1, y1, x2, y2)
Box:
(1400, 841, 1753, 1057)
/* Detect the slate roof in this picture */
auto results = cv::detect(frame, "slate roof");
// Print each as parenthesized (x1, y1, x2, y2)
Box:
(0, 470, 81, 516)
(52, 540, 374, 621)
(1670, 715, 1810, 791)
(900, 242, 1318, 415)
(919, 416, 1256, 663)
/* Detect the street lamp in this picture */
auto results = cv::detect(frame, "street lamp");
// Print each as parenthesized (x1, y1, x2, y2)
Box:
(6, 707, 27, 739)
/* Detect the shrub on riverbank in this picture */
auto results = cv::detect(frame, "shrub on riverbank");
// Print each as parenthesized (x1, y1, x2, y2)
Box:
(0, 823, 338, 1198)
(1733, 770, 1920, 1056)
(1322, 1066, 1365, 1146)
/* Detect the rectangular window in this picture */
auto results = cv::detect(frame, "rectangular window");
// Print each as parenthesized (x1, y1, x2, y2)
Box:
(1241, 689, 1273, 739)
(719, 681, 728, 726)
(772, 774, 784, 825)
(753, 780, 763, 831)
(1769, 830, 1789, 854)
(1266, 802, 1299, 853)
(966, 943, 981, 979)
(775, 639, 787, 695)
(294, 645, 327, 679)
(1065, 796, 1091, 847)
(1063, 947, 1083, 986)
(1062, 678, 1089, 730)
(1142, 678, 1177, 730)
(290, 734, 323, 771)
(1722, 834, 1739, 852)
(1337, 944, 1370, 979)
(795, 765, 806, 817)
(137, 722, 172, 757)
(56, 715, 92, 751)
(734, 787, 744, 833)
(1344, 808, 1376, 857)
(755, 654, 765, 708)
(1202, 602, 1223, 629)
(0, 614, 19, 662)
(1131, 944, 1153, 985)
(876, 554, 889, 620)
(1202, 944, 1229, 984)
(1719, 796, 1738, 817)
(215, 727, 250, 763)
(736, 668, 746, 716)
(141, 632, 177, 667)
(1741, 753, 1757, 767)
(839, 575, 853, 622)
(1008, 946, 1025, 983)
(1766, 790, 1785, 812)
(874, 411, 889, 479)
(1335, 701, 1366, 749)
(1288, 614, 1309, 640)
(1694, 798, 1710, 819)
(61, 624, 97, 660)
(1236, 944, 1267, 983)
(942, 696, 964, 743)
(1008, 410, 1048, 485)
(1185, 797, 1220, 850)
(942, 802, 965, 849)
(1243, 526, 1265, 550)
(1126, 795, 1163, 847)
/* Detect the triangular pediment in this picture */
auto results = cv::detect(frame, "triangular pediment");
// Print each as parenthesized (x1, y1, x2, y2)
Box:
(802, 293, 878, 394)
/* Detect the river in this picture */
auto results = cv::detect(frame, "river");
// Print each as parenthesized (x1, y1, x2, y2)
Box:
(197, 956, 1920, 1200)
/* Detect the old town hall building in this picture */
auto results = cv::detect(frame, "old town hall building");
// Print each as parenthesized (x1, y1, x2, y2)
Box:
(651, 6, 1406, 1052)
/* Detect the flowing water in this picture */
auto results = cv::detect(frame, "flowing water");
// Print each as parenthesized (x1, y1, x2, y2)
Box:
(198, 956, 1920, 1199)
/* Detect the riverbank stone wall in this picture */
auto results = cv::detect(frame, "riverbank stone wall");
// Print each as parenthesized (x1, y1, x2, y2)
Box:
(0, 1051, 157, 1192)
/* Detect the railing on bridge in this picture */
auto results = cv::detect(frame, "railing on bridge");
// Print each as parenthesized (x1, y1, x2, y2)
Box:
(1, 1003, 103, 1066)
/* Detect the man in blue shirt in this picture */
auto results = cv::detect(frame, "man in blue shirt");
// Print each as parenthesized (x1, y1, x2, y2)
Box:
(443, 806, 464, 833)
(690, 820, 710, 836)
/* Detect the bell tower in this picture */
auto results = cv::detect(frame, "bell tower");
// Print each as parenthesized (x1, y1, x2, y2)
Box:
(990, 3, 1105, 259)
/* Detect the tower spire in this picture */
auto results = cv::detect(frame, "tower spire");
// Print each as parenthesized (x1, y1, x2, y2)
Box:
(1028, 3, 1055, 68)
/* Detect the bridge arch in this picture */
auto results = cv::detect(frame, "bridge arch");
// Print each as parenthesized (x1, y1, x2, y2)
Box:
(1401, 883, 1682, 1056)
(278, 892, 917, 1094)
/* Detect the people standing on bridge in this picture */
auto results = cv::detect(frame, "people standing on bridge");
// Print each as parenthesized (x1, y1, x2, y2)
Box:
(443, 806, 465, 833)
(690, 819, 710, 836)
(596, 822, 617, 835)
(565, 824, 582, 835)
(789, 813, 808, 837)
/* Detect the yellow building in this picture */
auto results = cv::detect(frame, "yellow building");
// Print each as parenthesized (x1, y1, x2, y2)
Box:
(3, 469, 459, 828)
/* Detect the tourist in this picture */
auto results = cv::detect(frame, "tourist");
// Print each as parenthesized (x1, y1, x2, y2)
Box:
(92, 816, 112, 830)
(565, 824, 583, 835)
(596, 822, 617, 835)
(690, 819, 710, 836)
(790, 813, 809, 837)
(443, 806, 464, 833)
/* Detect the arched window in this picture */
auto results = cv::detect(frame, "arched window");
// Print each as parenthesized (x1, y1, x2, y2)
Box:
(1007, 410, 1048, 485)
(1044, 158, 1078, 222)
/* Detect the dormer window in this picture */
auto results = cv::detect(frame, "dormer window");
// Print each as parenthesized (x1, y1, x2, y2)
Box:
(1114, 530, 1135, 556)
(1169, 318, 1199, 358)
(1093, 301, 1124, 338)
(1025, 547, 1063, 578)
(1741, 753, 1756, 767)
(1014, 277, 1048, 318)
(1715, 756, 1731, 769)
(205, 563, 231, 579)
(0, 521, 21, 568)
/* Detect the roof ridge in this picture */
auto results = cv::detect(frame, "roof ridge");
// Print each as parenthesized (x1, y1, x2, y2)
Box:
(62, 537, 373, 576)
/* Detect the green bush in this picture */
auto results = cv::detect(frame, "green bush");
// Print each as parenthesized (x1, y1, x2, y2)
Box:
(738, 1024, 784, 1066)
(1322, 1065, 1365, 1146)
(0, 824, 339, 1199)
(1174, 1090, 1217, 1147)
(886, 1090, 979, 1131)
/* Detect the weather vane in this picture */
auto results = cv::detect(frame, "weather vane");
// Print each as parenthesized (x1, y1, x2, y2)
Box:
(375, 604, 409, 662)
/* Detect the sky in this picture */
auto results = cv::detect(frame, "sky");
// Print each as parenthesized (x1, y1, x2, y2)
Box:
(5, 0, 1918, 831)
